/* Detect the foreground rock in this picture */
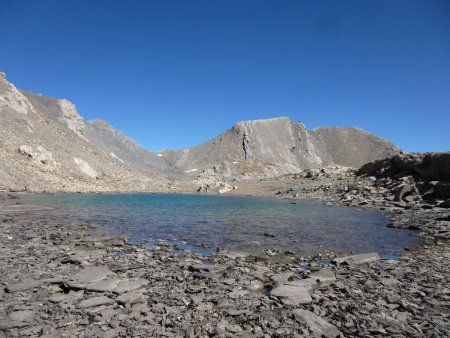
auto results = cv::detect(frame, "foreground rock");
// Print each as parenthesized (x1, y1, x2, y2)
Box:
(1, 161, 450, 338)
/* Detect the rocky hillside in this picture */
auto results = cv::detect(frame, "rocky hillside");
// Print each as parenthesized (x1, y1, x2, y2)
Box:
(0, 73, 173, 192)
(161, 117, 401, 180)
(0, 73, 402, 192)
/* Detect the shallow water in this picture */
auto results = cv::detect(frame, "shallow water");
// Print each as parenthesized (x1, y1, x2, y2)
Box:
(22, 193, 422, 257)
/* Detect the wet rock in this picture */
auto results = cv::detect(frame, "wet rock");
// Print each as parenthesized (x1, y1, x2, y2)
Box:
(332, 252, 380, 265)
(224, 241, 267, 259)
(293, 309, 341, 338)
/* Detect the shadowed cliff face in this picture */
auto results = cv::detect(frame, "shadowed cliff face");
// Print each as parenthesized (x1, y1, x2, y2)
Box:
(161, 117, 401, 178)
(0, 73, 401, 191)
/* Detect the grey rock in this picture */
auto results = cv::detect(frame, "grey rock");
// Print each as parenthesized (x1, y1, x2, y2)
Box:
(292, 309, 341, 338)
(438, 199, 450, 208)
(8, 310, 35, 322)
(309, 268, 336, 285)
(114, 279, 149, 294)
(0, 320, 31, 330)
(73, 265, 115, 284)
(77, 296, 115, 309)
(5, 280, 42, 293)
(271, 279, 318, 305)
(225, 241, 267, 259)
(332, 252, 380, 265)
(86, 278, 121, 292)
(394, 184, 416, 202)
(116, 291, 147, 305)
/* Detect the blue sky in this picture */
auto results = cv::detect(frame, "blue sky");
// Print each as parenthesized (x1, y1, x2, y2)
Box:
(1, 0, 449, 152)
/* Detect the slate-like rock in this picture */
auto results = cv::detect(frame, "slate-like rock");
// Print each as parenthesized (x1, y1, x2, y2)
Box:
(77, 296, 115, 309)
(271, 279, 318, 305)
(309, 268, 336, 285)
(73, 265, 115, 284)
(224, 241, 267, 259)
(292, 309, 341, 338)
(332, 253, 380, 265)
(114, 279, 149, 294)
(5, 280, 42, 293)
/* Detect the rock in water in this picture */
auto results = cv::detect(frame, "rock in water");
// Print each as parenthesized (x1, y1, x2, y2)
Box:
(224, 241, 267, 259)
(332, 253, 380, 265)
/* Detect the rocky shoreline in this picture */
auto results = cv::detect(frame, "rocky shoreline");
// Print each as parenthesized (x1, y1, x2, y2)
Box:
(0, 181, 449, 338)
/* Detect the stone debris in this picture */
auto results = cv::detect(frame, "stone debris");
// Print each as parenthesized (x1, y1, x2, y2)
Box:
(0, 148, 450, 337)
(332, 252, 380, 265)
(271, 278, 318, 305)
(292, 309, 341, 338)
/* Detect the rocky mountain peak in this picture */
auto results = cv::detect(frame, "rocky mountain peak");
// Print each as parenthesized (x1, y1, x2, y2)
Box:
(0, 74, 37, 116)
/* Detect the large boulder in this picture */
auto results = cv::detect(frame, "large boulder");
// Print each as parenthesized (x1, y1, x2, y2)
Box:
(359, 152, 450, 181)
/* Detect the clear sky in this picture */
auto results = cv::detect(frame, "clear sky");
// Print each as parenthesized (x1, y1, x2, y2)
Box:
(0, 0, 449, 152)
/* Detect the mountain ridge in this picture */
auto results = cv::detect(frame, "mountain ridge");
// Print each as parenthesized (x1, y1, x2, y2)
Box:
(0, 73, 401, 192)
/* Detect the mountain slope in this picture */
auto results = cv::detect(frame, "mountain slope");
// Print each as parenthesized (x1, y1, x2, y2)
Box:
(0, 73, 402, 192)
(0, 73, 172, 192)
(161, 117, 401, 178)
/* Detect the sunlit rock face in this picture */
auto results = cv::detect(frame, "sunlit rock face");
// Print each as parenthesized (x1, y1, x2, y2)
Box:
(161, 117, 401, 179)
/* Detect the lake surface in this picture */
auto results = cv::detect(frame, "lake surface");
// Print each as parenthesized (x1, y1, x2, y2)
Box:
(22, 193, 422, 257)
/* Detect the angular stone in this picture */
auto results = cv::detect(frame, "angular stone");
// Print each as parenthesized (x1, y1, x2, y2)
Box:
(270, 272, 294, 284)
(73, 266, 115, 284)
(5, 280, 42, 293)
(49, 290, 84, 303)
(77, 296, 114, 309)
(225, 241, 267, 259)
(8, 310, 35, 322)
(292, 309, 341, 338)
(438, 199, 450, 208)
(0, 320, 31, 330)
(271, 279, 318, 305)
(394, 185, 416, 202)
(309, 268, 336, 285)
(114, 279, 149, 294)
(332, 253, 380, 265)
(188, 264, 228, 274)
(86, 278, 121, 292)
(116, 291, 147, 305)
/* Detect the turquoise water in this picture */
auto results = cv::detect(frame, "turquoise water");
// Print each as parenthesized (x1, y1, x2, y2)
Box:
(22, 193, 422, 257)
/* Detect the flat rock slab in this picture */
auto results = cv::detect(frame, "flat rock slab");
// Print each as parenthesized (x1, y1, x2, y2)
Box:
(116, 291, 147, 305)
(86, 278, 121, 293)
(271, 279, 318, 305)
(309, 268, 336, 285)
(5, 280, 42, 293)
(292, 309, 341, 338)
(115, 279, 149, 294)
(332, 253, 380, 265)
(224, 241, 267, 259)
(49, 290, 84, 303)
(77, 296, 115, 309)
(0, 320, 31, 330)
(8, 310, 36, 322)
(73, 265, 115, 284)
